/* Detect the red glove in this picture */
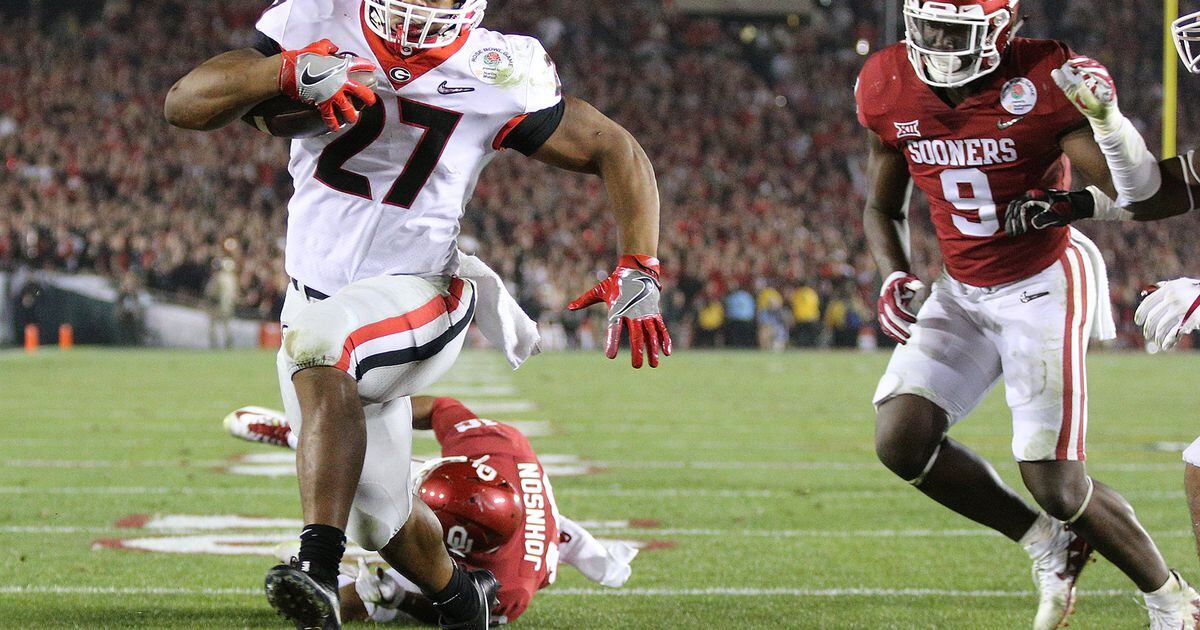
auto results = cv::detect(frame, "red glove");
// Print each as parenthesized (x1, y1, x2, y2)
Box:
(877, 271, 925, 345)
(568, 255, 672, 368)
(279, 39, 378, 132)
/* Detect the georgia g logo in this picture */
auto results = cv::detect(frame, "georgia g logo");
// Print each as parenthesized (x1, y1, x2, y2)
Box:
(389, 66, 412, 83)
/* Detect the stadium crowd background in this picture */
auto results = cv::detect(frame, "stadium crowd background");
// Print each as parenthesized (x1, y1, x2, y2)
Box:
(2, 0, 1198, 349)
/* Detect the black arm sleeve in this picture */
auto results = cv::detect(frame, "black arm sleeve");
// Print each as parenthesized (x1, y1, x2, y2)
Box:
(251, 30, 282, 57)
(501, 99, 566, 156)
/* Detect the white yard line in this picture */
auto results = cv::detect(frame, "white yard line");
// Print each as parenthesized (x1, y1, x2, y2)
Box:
(0, 484, 1189, 503)
(5, 522, 1197, 539)
(4, 458, 1187, 474)
(0, 585, 1136, 598)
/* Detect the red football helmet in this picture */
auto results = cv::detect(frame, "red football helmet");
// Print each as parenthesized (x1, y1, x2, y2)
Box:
(903, 0, 1021, 88)
(415, 457, 524, 556)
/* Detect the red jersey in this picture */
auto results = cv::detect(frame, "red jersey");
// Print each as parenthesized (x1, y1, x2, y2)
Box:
(856, 38, 1090, 287)
(430, 398, 560, 622)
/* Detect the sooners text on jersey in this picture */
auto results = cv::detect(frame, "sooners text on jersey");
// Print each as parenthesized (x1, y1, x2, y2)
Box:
(257, 0, 561, 295)
(856, 38, 1089, 287)
(431, 398, 561, 622)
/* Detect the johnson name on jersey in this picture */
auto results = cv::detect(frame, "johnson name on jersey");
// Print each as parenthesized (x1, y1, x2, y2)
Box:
(856, 38, 1090, 287)
(256, 0, 562, 295)
(430, 397, 562, 622)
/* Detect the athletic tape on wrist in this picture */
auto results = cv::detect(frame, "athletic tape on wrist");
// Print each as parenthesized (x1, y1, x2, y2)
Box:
(1086, 186, 1133, 221)
(1096, 115, 1161, 205)
(1065, 477, 1095, 525)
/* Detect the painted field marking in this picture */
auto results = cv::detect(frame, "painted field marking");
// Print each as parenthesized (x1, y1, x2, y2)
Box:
(0, 484, 1190, 503)
(5, 457, 1188, 474)
(424, 384, 518, 397)
(0, 585, 1138, 598)
(458, 400, 537, 414)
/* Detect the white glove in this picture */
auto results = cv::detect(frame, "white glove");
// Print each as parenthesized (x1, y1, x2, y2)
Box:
(354, 558, 401, 609)
(1052, 57, 1120, 136)
(1135, 278, 1200, 352)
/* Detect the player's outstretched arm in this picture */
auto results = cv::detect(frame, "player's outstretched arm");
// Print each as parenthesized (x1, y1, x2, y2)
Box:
(1006, 129, 1198, 236)
(1122, 155, 1200, 221)
(531, 97, 670, 368)
(164, 48, 283, 131)
(863, 132, 924, 346)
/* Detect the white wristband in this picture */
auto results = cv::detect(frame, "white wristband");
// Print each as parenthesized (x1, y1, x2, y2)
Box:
(1087, 186, 1133, 221)
(1094, 115, 1161, 205)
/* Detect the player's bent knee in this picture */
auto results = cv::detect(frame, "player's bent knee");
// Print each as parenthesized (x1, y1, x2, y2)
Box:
(1025, 477, 1091, 522)
(874, 396, 947, 482)
(347, 483, 414, 551)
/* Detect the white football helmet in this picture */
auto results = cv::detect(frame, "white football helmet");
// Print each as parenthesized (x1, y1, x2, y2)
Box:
(1174, 9, 1200, 74)
(903, 0, 1020, 88)
(363, 0, 486, 50)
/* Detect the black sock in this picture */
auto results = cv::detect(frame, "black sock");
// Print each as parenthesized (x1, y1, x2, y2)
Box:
(296, 523, 345, 588)
(428, 566, 480, 622)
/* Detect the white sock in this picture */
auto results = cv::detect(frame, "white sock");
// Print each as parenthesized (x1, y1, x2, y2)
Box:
(1020, 513, 1060, 556)
(1143, 572, 1181, 599)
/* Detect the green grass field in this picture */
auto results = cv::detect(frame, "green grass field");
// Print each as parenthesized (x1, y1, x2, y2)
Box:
(2, 347, 1200, 628)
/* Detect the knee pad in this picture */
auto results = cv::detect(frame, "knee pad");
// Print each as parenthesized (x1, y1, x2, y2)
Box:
(282, 302, 353, 374)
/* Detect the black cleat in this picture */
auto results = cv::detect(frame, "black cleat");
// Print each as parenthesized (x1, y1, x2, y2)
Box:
(439, 569, 500, 630)
(264, 559, 341, 630)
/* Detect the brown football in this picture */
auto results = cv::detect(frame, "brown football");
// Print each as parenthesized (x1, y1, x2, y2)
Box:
(241, 71, 378, 139)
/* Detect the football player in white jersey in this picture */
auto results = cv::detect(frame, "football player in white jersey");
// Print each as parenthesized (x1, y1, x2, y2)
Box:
(164, 2, 670, 628)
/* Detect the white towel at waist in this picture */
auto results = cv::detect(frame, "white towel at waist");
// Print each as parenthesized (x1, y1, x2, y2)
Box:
(455, 252, 541, 369)
(1068, 228, 1116, 341)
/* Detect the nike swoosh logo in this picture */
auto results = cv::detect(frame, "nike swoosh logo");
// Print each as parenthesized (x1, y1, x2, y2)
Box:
(997, 116, 1025, 130)
(437, 81, 475, 95)
(1020, 291, 1051, 303)
(613, 277, 656, 318)
(300, 63, 339, 86)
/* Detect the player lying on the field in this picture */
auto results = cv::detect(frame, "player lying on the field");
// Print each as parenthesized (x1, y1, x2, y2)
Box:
(226, 395, 638, 625)
(858, 2, 1199, 628)
(166, 1, 668, 627)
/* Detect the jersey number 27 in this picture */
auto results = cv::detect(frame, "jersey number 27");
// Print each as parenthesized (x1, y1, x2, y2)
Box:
(316, 98, 462, 208)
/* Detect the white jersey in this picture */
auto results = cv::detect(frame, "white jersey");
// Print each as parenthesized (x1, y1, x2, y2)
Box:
(257, 0, 562, 295)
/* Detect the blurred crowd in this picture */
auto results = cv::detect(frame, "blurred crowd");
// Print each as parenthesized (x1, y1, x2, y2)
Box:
(2, 0, 1199, 349)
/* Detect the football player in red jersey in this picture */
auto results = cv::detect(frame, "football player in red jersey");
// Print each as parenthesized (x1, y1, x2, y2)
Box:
(226, 396, 638, 625)
(857, 2, 1199, 627)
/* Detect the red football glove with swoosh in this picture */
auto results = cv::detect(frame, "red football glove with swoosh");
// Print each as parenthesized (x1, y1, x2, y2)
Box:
(877, 271, 925, 345)
(279, 39, 378, 132)
(568, 255, 672, 369)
